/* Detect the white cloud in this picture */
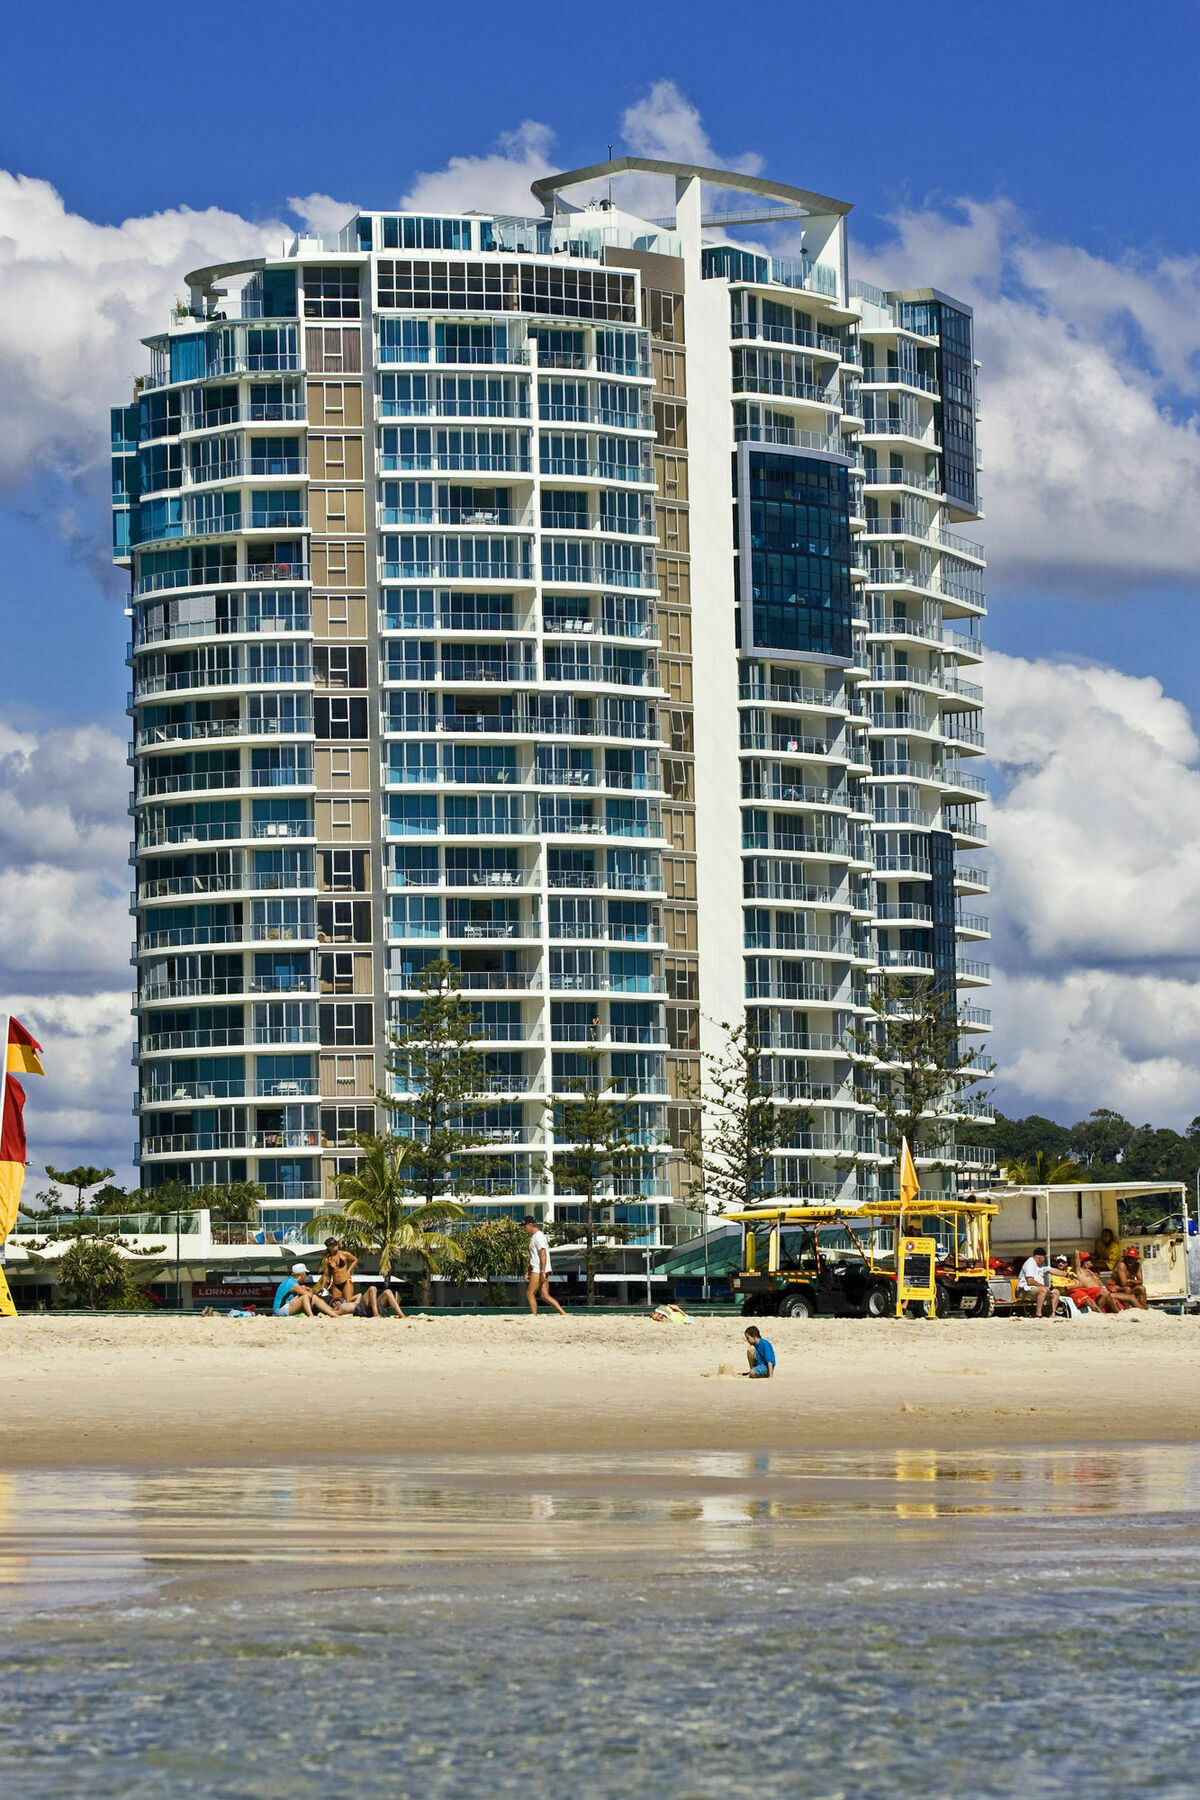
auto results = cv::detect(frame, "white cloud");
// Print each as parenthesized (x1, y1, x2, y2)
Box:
(286, 192, 359, 237)
(857, 199, 1200, 586)
(0, 172, 286, 502)
(986, 651, 1200, 1125)
(403, 122, 558, 216)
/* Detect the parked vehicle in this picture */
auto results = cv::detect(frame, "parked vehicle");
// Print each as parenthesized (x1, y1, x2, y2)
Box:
(729, 1200, 998, 1319)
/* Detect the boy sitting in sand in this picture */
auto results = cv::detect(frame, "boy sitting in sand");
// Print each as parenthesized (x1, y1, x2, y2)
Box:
(743, 1326, 776, 1378)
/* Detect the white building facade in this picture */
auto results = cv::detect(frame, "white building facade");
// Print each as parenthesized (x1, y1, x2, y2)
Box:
(112, 158, 991, 1240)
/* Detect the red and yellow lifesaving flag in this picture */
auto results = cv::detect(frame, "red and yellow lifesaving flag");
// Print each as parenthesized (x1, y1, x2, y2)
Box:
(1, 1016, 45, 1244)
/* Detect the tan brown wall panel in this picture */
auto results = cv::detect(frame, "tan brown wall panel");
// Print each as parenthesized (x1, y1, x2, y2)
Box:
(655, 504, 690, 554)
(315, 798, 371, 841)
(660, 657, 693, 708)
(652, 346, 686, 397)
(311, 542, 366, 587)
(308, 436, 364, 481)
(659, 557, 691, 607)
(664, 856, 697, 901)
(663, 807, 696, 855)
(654, 451, 689, 503)
(312, 594, 368, 638)
(319, 1054, 375, 1099)
(306, 382, 364, 428)
(664, 907, 698, 952)
(310, 488, 366, 534)
(314, 746, 371, 790)
(658, 607, 693, 656)
(666, 1054, 700, 1101)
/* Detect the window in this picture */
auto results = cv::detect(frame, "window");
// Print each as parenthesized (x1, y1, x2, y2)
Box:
(319, 1001, 373, 1046)
(379, 216, 473, 251)
(654, 402, 687, 450)
(379, 318, 430, 363)
(317, 899, 371, 943)
(643, 290, 683, 344)
(665, 958, 698, 1001)
(314, 646, 367, 689)
(303, 267, 361, 319)
(319, 849, 368, 892)
(666, 1006, 699, 1050)
(669, 711, 694, 754)
(377, 261, 634, 321)
(742, 451, 852, 659)
(321, 1104, 375, 1146)
(320, 951, 355, 994)
(315, 696, 368, 740)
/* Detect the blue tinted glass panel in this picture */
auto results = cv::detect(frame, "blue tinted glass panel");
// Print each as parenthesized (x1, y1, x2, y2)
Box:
(743, 452, 851, 658)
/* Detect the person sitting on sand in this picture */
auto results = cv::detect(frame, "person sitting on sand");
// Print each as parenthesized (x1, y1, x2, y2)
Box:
(319, 1239, 358, 1306)
(1017, 1251, 1061, 1317)
(273, 1263, 337, 1318)
(332, 1283, 405, 1318)
(1110, 1246, 1149, 1310)
(1070, 1251, 1122, 1315)
(743, 1326, 776, 1377)
(1093, 1228, 1121, 1273)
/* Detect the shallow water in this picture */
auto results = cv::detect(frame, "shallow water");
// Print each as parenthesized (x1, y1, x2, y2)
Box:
(2, 1447, 1200, 1796)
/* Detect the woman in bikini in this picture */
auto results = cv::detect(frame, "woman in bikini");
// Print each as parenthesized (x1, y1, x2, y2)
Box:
(319, 1238, 358, 1305)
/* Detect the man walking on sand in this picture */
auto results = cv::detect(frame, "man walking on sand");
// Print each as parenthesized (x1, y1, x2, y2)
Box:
(524, 1217, 565, 1316)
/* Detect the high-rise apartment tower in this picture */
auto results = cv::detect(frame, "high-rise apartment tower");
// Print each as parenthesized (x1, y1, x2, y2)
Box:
(112, 159, 991, 1240)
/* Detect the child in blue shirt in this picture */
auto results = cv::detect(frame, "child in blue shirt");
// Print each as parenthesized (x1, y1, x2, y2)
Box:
(743, 1325, 776, 1377)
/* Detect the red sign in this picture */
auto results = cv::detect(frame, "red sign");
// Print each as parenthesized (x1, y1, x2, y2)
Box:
(192, 1283, 278, 1304)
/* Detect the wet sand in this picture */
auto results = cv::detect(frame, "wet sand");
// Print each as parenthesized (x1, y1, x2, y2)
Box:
(3, 1310, 1198, 1468)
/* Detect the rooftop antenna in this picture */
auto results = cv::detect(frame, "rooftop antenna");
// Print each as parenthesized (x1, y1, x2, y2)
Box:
(608, 146, 613, 207)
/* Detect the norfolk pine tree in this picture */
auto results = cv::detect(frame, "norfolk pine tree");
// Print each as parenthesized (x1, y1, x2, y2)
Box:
(851, 973, 987, 1166)
(682, 1018, 813, 1221)
(552, 1046, 648, 1307)
(383, 959, 492, 1209)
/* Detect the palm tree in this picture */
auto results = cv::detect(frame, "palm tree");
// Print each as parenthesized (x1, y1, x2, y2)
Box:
(1002, 1149, 1084, 1186)
(304, 1134, 466, 1305)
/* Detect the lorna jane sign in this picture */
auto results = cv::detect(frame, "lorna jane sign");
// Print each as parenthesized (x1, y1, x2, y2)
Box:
(193, 1283, 277, 1304)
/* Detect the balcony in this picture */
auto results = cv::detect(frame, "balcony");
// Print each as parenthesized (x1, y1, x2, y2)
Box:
(739, 680, 847, 711)
(745, 981, 837, 1003)
(732, 322, 845, 356)
(861, 367, 940, 395)
(381, 558, 534, 583)
(875, 949, 935, 972)
(859, 466, 941, 494)
(741, 784, 848, 808)
(539, 457, 655, 486)
(140, 1130, 319, 1156)
(733, 422, 843, 455)
(548, 973, 665, 995)
(379, 506, 524, 530)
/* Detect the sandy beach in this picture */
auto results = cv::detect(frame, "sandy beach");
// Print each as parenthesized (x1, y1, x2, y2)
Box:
(2, 1309, 1197, 1468)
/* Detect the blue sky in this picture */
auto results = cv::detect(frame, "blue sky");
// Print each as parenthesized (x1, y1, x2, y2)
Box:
(1, 0, 1198, 1179)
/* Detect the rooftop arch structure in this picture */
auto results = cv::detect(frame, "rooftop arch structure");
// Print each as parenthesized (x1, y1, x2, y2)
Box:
(531, 159, 852, 218)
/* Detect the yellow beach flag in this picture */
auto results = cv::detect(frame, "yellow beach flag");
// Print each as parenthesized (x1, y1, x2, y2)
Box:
(899, 1136, 920, 1210)
(0, 1015, 45, 1246)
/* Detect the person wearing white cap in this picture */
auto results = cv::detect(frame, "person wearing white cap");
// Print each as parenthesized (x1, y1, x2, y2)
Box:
(272, 1261, 337, 1318)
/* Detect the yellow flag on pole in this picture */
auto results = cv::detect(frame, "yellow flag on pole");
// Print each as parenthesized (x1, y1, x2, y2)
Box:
(899, 1137, 920, 1209)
